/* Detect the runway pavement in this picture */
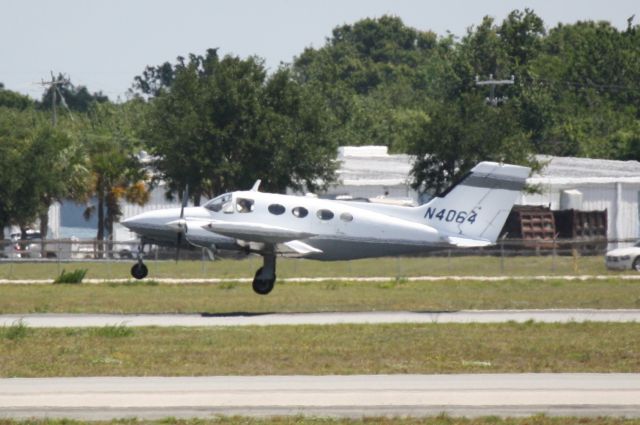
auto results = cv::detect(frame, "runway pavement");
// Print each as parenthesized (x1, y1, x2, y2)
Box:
(1, 374, 639, 419)
(0, 309, 639, 327)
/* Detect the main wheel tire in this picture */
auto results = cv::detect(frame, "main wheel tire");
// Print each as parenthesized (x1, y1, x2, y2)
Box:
(633, 257, 640, 272)
(131, 263, 148, 280)
(252, 267, 275, 295)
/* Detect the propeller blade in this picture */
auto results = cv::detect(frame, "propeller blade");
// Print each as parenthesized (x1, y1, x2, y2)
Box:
(180, 184, 189, 219)
(176, 231, 182, 262)
(176, 184, 189, 262)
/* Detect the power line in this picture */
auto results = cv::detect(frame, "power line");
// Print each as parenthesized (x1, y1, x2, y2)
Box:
(530, 77, 640, 93)
(38, 71, 70, 126)
(475, 74, 515, 106)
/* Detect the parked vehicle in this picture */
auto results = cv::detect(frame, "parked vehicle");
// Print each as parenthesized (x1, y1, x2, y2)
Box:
(605, 241, 640, 271)
(11, 230, 43, 258)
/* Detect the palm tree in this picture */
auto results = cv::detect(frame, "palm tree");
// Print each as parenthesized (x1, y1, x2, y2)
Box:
(82, 102, 150, 258)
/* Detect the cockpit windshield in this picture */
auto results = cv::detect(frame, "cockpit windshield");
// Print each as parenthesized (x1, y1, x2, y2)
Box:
(204, 193, 233, 213)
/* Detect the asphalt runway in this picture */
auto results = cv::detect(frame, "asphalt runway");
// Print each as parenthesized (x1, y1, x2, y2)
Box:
(0, 309, 639, 328)
(1, 374, 639, 419)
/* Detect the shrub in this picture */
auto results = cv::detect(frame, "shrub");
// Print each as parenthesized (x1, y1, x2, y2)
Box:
(54, 268, 88, 284)
(90, 324, 134, 338)
(2, 320, 29, 340)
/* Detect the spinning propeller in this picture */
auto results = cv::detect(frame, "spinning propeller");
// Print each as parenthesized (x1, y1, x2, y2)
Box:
(175, 184, 189, 262)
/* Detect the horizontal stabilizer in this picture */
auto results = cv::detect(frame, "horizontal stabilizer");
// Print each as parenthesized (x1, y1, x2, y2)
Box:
(202, 221, 316, 244)
(447, 236, 492, 248)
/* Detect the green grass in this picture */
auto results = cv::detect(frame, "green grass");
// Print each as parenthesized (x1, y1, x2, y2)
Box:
(2, 417, 640, 425)
(1, 278, 639, 314)
(0, 254, 631, 281)
(3, 417, 640, 425)
(0, 322, 638, 377)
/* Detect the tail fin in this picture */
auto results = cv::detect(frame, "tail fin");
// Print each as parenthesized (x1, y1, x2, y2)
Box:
(420, 162, 530, 244)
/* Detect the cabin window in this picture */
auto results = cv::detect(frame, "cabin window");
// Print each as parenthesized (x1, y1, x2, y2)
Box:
(317, 209, 334, 220)
(340, 212, 353, 222)
(236, 198, 255, 213)
(292, 206, 308, 218)
(268, 204, 286, 215)
(204, 194, 232, 213)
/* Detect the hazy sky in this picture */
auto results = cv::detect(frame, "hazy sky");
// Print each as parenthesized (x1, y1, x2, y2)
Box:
(1, 0, 637, 100)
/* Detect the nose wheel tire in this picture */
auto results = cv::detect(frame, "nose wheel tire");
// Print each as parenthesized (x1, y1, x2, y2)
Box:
(131, 263, 148, 280)
(252, 267, 275, 295)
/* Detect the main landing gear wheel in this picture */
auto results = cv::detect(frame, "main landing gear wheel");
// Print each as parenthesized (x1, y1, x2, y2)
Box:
(131, 262, 148, 280)
(633, 257, 640, 272)
(252, 267, 275, 295)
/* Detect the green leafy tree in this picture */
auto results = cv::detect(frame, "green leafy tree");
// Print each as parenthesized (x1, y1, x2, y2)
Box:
(21, 124, 91, 241)
(253, 68, 336, 192)
(0, 107, 33, 235)
(136, 49, 337, 201)
(408, 94, 535, 194)
(0, 84, 34, 110)
(293, 16, 452, 151)
(524, 19, 640, 158)
(0, 106, 89, 242)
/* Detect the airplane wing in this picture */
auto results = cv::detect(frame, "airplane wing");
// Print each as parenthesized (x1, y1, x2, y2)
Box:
(279, 240, 323, 256)
(202, 220, 317, 245)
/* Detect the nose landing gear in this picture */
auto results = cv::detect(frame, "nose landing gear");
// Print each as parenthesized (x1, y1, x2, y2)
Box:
(130, 241, 148, 280)
(131, 262, 148, 280)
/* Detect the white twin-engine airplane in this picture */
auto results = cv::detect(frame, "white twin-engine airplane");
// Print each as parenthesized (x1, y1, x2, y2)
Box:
(122, 161, 530, 295)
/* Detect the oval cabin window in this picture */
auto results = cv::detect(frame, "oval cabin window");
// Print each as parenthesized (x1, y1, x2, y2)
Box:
(268, 204, 286, 215)
(340, 212, 353, 222)
(292, 206, 308, 218)
(316, 209, 334, 220)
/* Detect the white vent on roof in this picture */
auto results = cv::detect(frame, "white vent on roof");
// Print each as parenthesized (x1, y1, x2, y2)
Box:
(560, 189, 583, 210)
(338, 146, 388, 158)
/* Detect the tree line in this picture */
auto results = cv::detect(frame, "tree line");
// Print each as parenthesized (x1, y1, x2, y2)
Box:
(1, 9, 638, 240)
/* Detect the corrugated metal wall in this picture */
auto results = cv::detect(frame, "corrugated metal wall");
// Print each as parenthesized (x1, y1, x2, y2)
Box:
(47, 202, 61, 238)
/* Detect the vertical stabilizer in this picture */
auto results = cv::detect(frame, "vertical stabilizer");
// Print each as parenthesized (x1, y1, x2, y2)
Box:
(419, 162, 530, 244)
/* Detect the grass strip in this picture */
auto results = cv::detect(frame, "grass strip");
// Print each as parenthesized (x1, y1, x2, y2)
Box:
(1, 278, 639, 314)
(1, 322, 638, 377)
(3, 417, 640, 425)
(0, 254, 630, 281)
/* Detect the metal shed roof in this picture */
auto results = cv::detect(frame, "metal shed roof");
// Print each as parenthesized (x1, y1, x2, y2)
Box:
(335, 147, 640, 186)
(530, 155, 640, 185)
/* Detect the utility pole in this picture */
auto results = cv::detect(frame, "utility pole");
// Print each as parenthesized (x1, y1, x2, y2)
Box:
(475, 74, 515, 106)
(39, 71, 69, 126)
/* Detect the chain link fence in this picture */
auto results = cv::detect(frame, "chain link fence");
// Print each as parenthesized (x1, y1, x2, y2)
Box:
(0, 237, 636, 280)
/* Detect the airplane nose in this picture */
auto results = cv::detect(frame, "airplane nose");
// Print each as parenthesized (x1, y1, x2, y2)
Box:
(121, 210, 164, 230)
(121, 208, 186, 232)
(121, 214, 142, 230)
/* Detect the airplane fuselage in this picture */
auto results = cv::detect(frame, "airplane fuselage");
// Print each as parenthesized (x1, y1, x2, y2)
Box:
(122, 161, 530, 294)
(124, 192, 445, 261)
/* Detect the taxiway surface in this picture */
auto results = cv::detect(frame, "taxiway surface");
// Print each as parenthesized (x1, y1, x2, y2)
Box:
(1, 374, 639, 419)
(0, 309, 639, 327)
